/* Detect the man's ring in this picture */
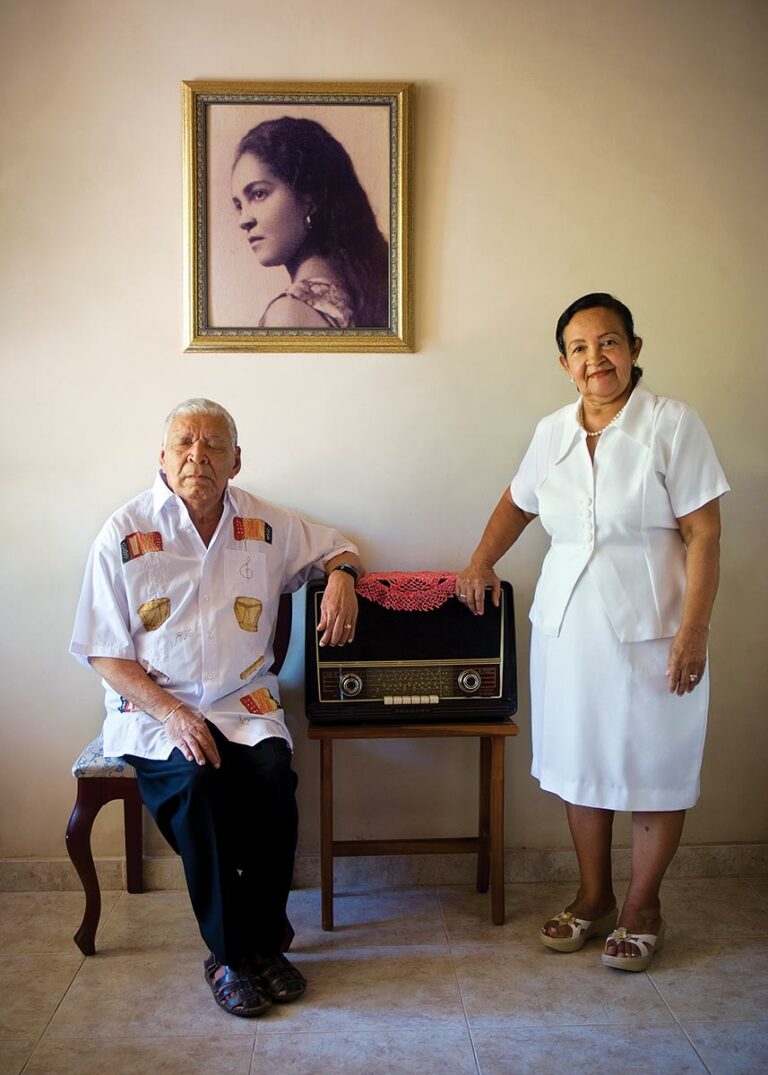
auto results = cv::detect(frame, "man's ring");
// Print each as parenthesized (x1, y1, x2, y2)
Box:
(344, 623, 352, 629)
(689, 673, 699, 682)
(459, 593, 466, 601)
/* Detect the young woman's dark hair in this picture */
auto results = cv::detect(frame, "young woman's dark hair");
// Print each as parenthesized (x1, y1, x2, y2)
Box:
(235, 117, 389, 328)
(556, 292, 644, 385)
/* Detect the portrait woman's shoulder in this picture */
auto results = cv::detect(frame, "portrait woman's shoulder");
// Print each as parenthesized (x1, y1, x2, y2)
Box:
(260, 294, 330, 329)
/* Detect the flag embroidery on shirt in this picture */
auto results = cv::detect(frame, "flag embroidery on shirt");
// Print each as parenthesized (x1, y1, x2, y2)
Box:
(120, 531, 163, 562)
(240, 687, 280, 714)
(240, 655, 265, 680)
(233, 517, 272, 543)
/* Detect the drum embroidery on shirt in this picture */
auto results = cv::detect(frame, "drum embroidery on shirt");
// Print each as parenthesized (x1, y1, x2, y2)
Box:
(234, 596, 263, 632)
(233, 517, 272, 544)
(120, 531, 164, 562)
(240, 687, 280, 714)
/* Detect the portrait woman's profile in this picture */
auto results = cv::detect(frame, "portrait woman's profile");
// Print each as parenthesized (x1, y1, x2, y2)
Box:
(231, 118, 389, 329)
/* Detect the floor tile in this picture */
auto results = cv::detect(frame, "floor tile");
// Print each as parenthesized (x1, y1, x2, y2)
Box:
(252, 1028, 479, 1074)
(287, 886, 448, 950)
(452, 942, 673, 1028)
(472, 1025, 707, 1074)
(43, 949, 256, 1039)
(22, 1035, 255, 1075)
(683, 1020, 768, 1075)
(0, 891, 120, 954)
(0, 954, 83, 1039)
(648, 939, 768, 1021)
(658, 878, 768, 939)
(257, 946, 465, 1033)
(0, 1041, 36, 1075)
(439, 882, 586, 946)
(94, 891, 205, 953)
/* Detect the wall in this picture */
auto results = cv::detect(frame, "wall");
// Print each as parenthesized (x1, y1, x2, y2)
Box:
(1, 0, 766, 865)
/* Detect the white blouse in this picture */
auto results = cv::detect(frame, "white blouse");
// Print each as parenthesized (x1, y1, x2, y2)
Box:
(510, 386, 730, 642)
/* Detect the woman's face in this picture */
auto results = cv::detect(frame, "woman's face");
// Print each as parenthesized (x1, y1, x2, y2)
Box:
(559, 307, 642, 406)
(231, 154, 309, 268)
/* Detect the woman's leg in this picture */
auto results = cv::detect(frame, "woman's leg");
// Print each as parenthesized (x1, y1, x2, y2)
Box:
(606, 809, 685, 957)
(542, 802, 616, 938)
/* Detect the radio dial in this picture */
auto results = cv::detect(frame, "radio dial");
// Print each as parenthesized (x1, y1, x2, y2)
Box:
(458, 669, 481, 694)
(340, 672, 363, 697)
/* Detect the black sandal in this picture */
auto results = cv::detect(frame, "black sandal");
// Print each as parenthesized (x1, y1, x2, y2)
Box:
(203, 954, 272, 1017)
(252, 953, 307, 1003)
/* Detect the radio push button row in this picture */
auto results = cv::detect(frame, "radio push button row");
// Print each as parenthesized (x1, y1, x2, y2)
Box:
(384, 696, 393, 705)
(402, 696, 412, 705)
(429, 695, 439, 704)
(420, 695, 431, 704)
(393, 696, 403, 705)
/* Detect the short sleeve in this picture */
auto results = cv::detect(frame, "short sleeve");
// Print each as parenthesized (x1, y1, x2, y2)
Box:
(69, 535, 137, 667)
(281, 513, 358, 594)
(664, 408, 730, 519)
(510, 425, 546, 515)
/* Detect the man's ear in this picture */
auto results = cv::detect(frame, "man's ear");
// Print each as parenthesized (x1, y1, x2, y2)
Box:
(231, 446, 242, 478)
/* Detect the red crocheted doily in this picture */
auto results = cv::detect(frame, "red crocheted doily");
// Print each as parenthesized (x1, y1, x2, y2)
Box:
(356, 571, 458, 611)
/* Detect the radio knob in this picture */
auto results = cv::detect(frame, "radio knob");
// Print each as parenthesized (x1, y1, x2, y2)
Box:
(340, 672, 363, 697)
(457, 669, 481, 694)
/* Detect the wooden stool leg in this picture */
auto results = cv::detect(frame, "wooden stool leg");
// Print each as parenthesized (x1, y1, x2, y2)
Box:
(476, 737, 491, 892)
(489, 735, 505, 925)
(319, 739, 334, 930)
(123, 789, 144, 894)
(65, 781, 103, 956)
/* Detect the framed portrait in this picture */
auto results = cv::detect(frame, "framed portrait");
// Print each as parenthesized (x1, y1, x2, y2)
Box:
(182, 81, 413, 353)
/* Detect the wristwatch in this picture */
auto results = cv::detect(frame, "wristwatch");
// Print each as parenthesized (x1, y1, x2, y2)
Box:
(331, 562, 360, 583)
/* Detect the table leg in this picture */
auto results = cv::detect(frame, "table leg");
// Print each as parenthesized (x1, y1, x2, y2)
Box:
(489, 735, 505, 925)
(319, 739, 334, 930)
(476, 737, 491, 892)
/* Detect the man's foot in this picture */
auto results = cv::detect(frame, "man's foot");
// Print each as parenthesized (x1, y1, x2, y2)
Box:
(204, 954, 272, 1017)
(252, 953, 307, 1003)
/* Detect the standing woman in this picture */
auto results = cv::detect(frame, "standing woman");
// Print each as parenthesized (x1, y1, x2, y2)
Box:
(231, 117, 389, 329)
(457, 293, 729, 971)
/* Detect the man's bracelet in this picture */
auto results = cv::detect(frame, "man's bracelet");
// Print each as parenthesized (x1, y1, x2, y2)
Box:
(160, 702, 184, 724)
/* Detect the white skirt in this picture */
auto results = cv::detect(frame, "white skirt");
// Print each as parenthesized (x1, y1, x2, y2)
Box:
(530, 562, 708, 811)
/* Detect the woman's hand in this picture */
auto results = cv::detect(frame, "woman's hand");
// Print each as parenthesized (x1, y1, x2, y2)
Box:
(666, 625, 708, 695)
(317, 570, 358, 646)
(165, 707, 221, 767)
(455, 560, 501, 616)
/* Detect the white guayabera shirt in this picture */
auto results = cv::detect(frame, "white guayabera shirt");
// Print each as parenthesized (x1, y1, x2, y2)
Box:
(510, 386, 730, 642)
(71, 473, 357, 759)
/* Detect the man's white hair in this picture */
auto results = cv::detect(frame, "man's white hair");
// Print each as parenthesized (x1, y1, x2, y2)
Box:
(162, 399, 238, 448)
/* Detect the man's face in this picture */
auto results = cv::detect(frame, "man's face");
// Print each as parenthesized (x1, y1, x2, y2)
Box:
(160, 414, 241, 516)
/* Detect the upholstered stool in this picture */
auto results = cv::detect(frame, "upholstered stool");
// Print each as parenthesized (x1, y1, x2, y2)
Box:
(66, 735, 143, 955)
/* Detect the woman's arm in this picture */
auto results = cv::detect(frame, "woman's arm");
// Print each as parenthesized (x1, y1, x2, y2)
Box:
(666, 497, 722, 695)
(89, 656, 221, 766)
(457, 487, 537, 615)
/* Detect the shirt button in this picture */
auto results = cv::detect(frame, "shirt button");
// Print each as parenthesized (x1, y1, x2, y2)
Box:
(206, 673, 214, 681)
(207, 632, 214, 639)
(203, 595, 210, 603)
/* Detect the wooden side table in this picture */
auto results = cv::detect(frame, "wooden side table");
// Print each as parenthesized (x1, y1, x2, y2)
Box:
(306, 719, 518, 928)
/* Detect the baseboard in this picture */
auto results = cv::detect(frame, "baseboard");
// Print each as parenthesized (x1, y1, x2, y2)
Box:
(2, 843, 766, 891)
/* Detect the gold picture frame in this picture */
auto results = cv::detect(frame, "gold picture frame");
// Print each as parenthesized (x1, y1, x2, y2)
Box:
(182, 81, 413, 353)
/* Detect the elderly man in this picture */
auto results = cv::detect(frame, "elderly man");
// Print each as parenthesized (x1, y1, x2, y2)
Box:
(70, 398, 361, 1017)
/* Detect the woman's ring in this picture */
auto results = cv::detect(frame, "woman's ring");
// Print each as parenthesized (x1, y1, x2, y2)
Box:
(689, 673, 699, 682)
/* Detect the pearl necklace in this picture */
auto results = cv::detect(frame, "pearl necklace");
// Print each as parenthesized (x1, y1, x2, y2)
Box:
(579, 400, 628, 437)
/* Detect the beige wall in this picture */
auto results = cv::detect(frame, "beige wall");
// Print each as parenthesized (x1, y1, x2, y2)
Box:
(1, 0, 766, 862)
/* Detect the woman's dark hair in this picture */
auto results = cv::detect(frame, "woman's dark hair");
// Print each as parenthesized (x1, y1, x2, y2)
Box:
(235, 117, 389, 328)
(556, 292, 643, 385)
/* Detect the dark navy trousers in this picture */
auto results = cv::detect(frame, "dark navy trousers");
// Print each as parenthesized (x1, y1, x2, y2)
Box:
(126, 723, 298, 966)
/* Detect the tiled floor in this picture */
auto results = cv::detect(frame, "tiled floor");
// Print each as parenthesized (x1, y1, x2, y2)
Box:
(1, 877, 767, 1074)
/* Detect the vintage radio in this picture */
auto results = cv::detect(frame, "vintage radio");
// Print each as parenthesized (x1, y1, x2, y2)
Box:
(305, 579, 516, 724)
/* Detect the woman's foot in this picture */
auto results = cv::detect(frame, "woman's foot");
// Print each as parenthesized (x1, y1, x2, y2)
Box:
(540, 894, 617, 951)
(602, 920, 665, 972)
(604, 904, 662, 958)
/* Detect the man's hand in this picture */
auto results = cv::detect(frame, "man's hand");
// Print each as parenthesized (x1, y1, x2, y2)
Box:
(165, 706, 221, 767)
(317, 570, 358, 646)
